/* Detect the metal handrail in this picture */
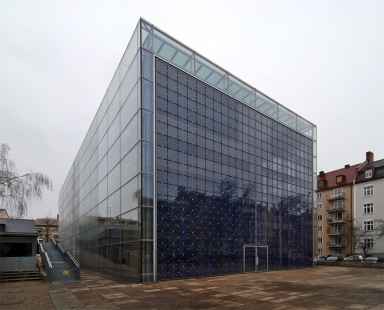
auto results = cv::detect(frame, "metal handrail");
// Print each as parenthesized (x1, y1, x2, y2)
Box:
(326, 192, 345, 200)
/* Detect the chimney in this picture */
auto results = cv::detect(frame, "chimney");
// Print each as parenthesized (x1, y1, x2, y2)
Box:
(345, 164, 350, 168)
(319, 171, 325, 176)
(366, 151, 374, 163)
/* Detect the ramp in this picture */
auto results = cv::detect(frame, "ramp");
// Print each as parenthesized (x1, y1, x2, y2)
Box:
(39, 240, 80, 283)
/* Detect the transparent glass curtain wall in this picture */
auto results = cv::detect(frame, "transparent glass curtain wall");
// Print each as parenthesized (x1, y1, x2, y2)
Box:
(58, 18, 316, 284)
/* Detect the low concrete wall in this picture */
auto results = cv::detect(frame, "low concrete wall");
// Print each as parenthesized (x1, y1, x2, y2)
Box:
(318, 261, 384, 269)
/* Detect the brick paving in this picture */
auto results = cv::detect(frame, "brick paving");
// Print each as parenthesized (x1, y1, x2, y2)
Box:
(1, 266, 383, 309)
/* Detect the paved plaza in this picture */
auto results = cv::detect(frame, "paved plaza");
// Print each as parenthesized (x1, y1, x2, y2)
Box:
(1, 266, 383, 309)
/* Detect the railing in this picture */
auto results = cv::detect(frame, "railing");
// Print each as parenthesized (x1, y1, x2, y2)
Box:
(326, 192, 345, 201)
(327, 229, 345, 235)
(327, 242, 345, 247)
(326, 205, 345, 212)
(327, 217, 345, 224)
(38, 241, 53, 281)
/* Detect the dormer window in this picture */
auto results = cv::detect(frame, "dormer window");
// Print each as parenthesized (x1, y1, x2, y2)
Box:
(365, 169, 372, 178)
(336, 175, 345, 183)
(318, 180, 326, 188)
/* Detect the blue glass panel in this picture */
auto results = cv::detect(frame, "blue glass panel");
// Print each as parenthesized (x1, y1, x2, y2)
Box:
(155, 58, 314, 280)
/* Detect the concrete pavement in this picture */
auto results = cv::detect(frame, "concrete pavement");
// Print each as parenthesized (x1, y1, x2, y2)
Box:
(46, 266, 384, 309)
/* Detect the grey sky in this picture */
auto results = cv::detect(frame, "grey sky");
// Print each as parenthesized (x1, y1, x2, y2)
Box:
(1, 0, 383, 219)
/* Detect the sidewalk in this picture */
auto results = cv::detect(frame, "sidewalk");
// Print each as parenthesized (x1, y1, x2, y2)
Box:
(1, 266, 383, 309)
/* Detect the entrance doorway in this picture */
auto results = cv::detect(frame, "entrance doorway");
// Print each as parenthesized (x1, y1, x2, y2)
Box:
(243, 245, 268, 273)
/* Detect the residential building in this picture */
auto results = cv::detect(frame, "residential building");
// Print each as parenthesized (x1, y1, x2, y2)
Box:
(316, 151, 382, 257)
(35, 215, 59, 242)
(59, 18, 317, 282)
(354, 157, 384, 256)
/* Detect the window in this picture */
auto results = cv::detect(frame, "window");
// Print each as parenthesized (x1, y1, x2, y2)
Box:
(334, 248, 342, 254)
(336, 175, 344, 183)
(364, 239, 373, 248)
(318, 226, 323, 232)
(317, 215, 323, 221)
(334, 188, 343, 194)
(334, 200, 343, 210)
(318, 248, 323, 255)
(335, 212, 343, 221)
(318, 180, 325, 188)
(317, 192, 323, 199)
(365, 169, 372, 178)
(317, 203, 323, 210)
(318, 237, 323, 243)
(364, 185, 373, 197)
(363, 203, 374, 214)
(364, 221, 374, 231)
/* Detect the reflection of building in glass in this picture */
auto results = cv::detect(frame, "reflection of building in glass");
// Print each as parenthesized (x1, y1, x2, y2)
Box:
(59, 18, 317, 282)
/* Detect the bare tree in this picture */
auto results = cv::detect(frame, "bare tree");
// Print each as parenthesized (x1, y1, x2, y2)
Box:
(0, 144, 52, 218)
(344, 214, 377, 256)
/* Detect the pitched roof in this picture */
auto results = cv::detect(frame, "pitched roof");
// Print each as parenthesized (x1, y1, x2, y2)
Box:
(317, 163, 361, 190)
(35, 218, 58, 226)
(355, 159, 384, 183)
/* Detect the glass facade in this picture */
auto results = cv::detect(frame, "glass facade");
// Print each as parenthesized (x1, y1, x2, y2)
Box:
(59, 18, 317, 283)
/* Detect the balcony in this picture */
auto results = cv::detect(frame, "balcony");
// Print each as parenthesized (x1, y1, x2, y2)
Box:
(327, 228, 345, 236)
(327, 242, 345, 248)
(327, 217, 345, 224)
(326, 205, 346, 212)
(326, 192, 345, 201)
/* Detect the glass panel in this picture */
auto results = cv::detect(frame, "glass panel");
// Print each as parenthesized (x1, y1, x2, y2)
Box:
(142, 109, 153, 142)
(141, 141, 153, 174)
(228, 74, 255, 106)
(108, 89, 120, 127)
(120, 24, 139, 80)
(153, 29, 194, 73)
(108, 70, 120, 106)
(108, 138, 120, 172)
(121, 176, 140, 214)
(108, 163, 121, 196)
(107, 189, 120, 218)
(98, 155, 107, 183)
(121, 83, 139, 131)
(98, 114, 108, 144)
(141, 20, 152, 50)
(297, 116, 314, 139)
(142, 79, 153, 111)
(256, 92, 277, 118)
(108, 113, 120, 150)
(141, 207, 153, 240)
(98, 95, 108, 125)
(121, 112, 139, 158)
(120, 53, 139, 106)
(278, 104, 296, 129)
(195, 54, 227, 92)
(141, 174, 153, 206)
(121, 144, 140, 186)
(141, 49, 153, 81)
(98, 177, 108, 204)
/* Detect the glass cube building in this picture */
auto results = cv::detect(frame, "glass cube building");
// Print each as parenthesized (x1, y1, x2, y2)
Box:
(59, 18, 317, 282)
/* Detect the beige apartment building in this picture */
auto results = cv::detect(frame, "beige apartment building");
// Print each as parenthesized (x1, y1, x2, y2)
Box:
(316, 152, 375, 257)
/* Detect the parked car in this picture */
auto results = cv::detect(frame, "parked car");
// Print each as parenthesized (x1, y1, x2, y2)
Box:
(362, 257, 384, 263)
(344, 255, 364, 261)
(325, 256, 344, 262)
(315, 256, 325, 261)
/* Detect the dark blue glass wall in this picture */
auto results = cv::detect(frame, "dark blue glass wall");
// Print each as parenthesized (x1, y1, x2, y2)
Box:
(155, 58, 313, 280)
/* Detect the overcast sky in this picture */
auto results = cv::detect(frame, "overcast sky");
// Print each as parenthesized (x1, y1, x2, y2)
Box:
(1, 0, 383, 219)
